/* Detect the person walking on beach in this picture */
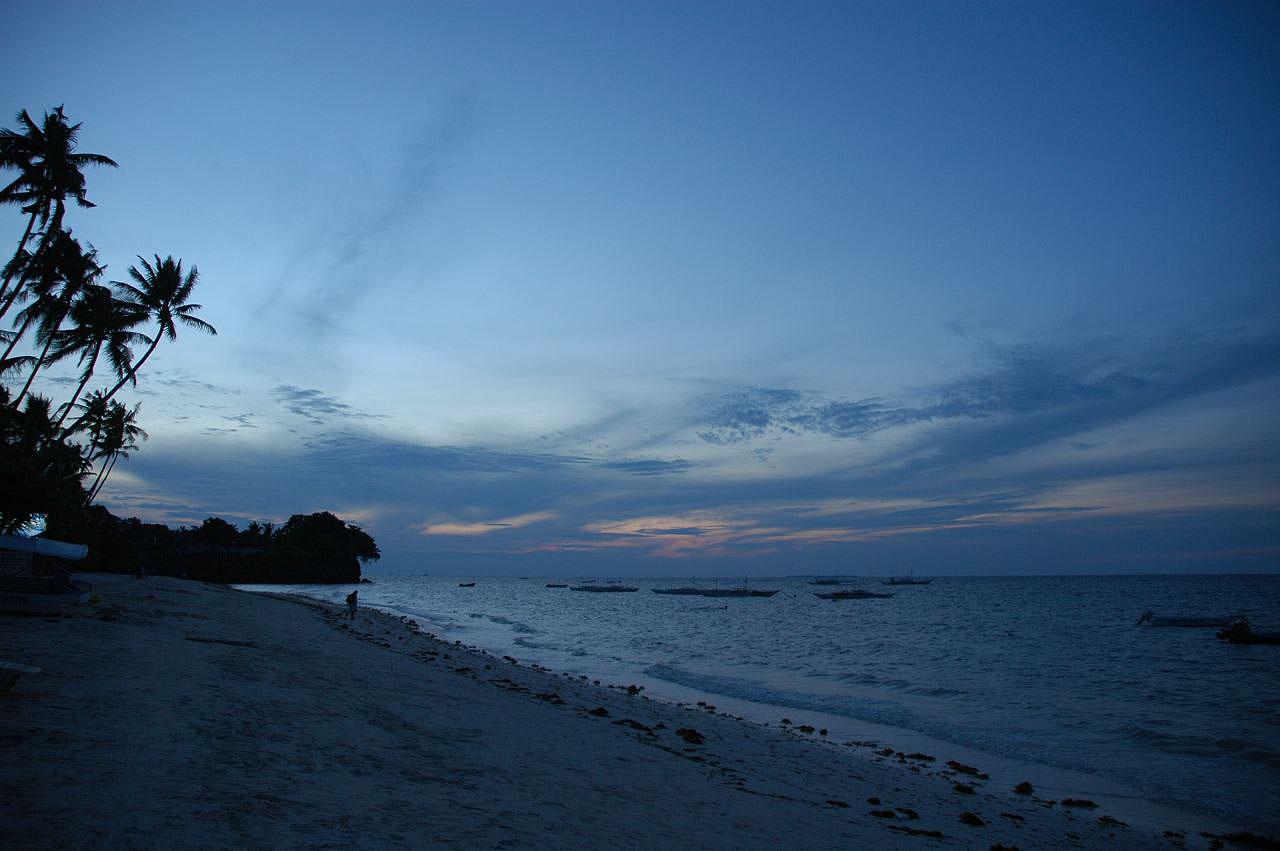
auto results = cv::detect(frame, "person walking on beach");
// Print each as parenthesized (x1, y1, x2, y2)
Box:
(345, 589, 358, 619)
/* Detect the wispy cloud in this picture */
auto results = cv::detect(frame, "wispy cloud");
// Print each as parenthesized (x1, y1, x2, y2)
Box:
(419, 511, 556, 537)
(272, 385, 385, 425)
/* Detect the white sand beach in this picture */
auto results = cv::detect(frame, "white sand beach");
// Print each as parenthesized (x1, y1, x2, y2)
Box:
(1, 574, 1245, 849)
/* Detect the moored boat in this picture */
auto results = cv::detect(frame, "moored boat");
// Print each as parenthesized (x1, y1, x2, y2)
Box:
(571, 584, 638, 592)
(1216, 620, 1280, 645)
(815, 590, 893, 600)
(881, 576, 932, 586)
(1137, 610, 1235, 627)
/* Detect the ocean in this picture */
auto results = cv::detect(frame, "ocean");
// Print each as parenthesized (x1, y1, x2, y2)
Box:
(252, 573, 1280, 831)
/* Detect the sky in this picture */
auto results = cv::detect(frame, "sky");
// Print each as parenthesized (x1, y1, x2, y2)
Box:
(2, 1, 1277, 576)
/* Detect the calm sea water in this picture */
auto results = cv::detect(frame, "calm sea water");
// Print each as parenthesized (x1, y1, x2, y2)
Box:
(255, 574, 1280, 830)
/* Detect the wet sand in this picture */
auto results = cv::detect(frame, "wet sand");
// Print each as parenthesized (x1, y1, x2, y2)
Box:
(0, 574, 1242, 849)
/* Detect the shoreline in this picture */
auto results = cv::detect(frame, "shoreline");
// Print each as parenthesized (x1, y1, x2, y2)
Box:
(1, 573, 1257, 849)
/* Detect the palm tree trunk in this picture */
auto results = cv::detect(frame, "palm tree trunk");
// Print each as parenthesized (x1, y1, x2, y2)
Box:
(54, 346, 101, 430)
(0, 308, 38, 365)
(0, 210, 39, 322)
(101, 334, 160, 404)
(14, 327, 60, 406)
(86, 452, 119, 504)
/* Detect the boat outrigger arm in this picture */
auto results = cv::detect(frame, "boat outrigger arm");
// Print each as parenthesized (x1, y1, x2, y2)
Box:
(0, 535, 88, 561)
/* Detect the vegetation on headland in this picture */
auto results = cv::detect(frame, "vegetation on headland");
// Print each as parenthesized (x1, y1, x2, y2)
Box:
(47, 507, 379, 584)
(1, 105, 378, 583)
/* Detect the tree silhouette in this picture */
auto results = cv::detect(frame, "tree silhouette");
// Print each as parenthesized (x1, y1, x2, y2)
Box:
(0, 386, 89, 533)
(46, 283, 148, 429)
(83, 399, 146, 505)
(101, 255, 215, 403)
(0, 107, 116, 322)
(10, 233, 104, 406)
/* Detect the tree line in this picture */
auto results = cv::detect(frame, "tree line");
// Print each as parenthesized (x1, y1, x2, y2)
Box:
(50, 508, 379, 584)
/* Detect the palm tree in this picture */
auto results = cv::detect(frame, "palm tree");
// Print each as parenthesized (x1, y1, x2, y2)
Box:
(0, 107, 117, 321)
(0, 229, 73, 367)
(46, 284, 148, 429)
(9, 234, 104, 407)
(83, 399, 146, 505)
(101, 255, 215, 403)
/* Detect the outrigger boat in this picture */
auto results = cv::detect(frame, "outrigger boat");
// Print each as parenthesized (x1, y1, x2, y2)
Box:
(1137, 610, 1237, 627)
(881, 576, 932, 586)
(571, 584, 638, 592)
(815, 589, 894, 600)
(0, 534, 92, 614)
(652, 587, 779, 597)
(1217, 619, 1280, 646)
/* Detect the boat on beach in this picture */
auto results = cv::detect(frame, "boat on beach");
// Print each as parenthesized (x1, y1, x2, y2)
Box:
(815, 590, 894, 600)
(0, 534, 92, 614)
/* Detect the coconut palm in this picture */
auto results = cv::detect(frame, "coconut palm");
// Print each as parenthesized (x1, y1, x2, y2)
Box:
(0, 106, 117, 321)
(83, 399, 146, 505)
(46, 284, 148, 429)
(9, 234, 104, 407)
(101, 255, 215, 403)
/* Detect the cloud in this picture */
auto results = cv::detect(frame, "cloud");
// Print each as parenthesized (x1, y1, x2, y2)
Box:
(419, 511, 556, 537)
(272, 385, 385, 425)
(697, 323, 1280, 460)
(257, 99, 477, 341)
(600, 458, 691, 476)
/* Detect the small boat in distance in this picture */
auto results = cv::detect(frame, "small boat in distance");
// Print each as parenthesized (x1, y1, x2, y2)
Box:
(652, 587, 779, 597)
(1137, 610, 1235, 627)
(1217, 619, 1280, 645)
(545, 583, 568, 588)
(810, 577, 841, 586)
(571, 584, 638, 592)
(815, 590, 894, 600)
(881, 576, 932, 585)
(458, 582, 476, 588)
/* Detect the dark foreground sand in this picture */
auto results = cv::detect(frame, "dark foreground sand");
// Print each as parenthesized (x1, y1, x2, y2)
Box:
(0, 574, 1244, 849)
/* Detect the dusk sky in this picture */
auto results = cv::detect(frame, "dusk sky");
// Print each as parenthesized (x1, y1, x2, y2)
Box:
(3, 1, 1277, 576)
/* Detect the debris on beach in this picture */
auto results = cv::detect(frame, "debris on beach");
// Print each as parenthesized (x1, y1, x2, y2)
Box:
(675, 727, 705, 745)
(1013, 781, 1033, 795)
(959, 811, 986, 826)
(612, 719, 653, 733)
(954, 782, 976, 794)
(887, 824, 945, 839)
(1060, 798, 1098, 809)
(946, 760, 990, 779)
(588, 706, 610, 717)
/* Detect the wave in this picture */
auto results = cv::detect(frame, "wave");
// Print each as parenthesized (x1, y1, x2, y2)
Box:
(466, 612, 539, 634)
(1112, 722, 1280, 768)
(644, 662, 914, 728)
